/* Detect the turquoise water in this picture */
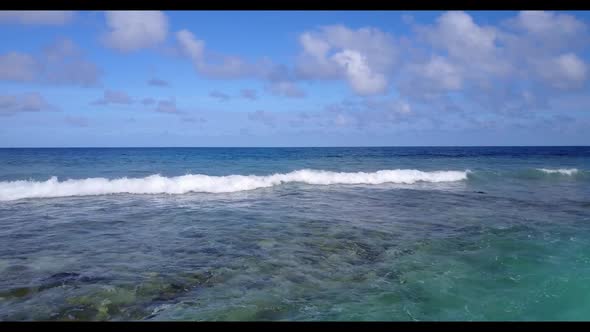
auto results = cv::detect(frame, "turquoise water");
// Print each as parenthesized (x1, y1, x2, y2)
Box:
(0, 147, 589, 321)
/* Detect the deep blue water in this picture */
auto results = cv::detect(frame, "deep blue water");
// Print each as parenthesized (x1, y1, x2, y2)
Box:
(0, 147, 589, 320)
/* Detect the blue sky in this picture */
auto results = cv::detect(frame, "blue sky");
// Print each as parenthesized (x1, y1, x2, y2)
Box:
(0, 10, 589, 147)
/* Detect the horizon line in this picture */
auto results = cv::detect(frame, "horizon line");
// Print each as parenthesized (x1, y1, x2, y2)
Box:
(0, 145, 589, 149)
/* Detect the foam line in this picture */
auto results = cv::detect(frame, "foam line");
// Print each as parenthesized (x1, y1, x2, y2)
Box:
(0, 169, 469, 201)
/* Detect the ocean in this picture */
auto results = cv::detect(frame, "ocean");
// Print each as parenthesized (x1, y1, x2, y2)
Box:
(0, 146, 589, 321)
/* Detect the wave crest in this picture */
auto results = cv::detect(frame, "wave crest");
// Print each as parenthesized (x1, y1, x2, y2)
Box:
(537, 168, 579, 175)
(0, 169, 468, 201)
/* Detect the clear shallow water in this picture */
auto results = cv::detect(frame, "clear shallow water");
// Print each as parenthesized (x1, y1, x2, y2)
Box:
(0, 147, 589, 321)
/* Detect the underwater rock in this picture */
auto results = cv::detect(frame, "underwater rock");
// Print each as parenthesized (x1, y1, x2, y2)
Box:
(63, 287, 139, 321)
(0, 286, 38, 298)
(37, 272, 106, 291)
(44, 272, 81, 282)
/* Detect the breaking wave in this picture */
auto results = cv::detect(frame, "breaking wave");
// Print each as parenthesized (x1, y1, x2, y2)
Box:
(0, 169, 469, 201)
(537, 168, 579, 176)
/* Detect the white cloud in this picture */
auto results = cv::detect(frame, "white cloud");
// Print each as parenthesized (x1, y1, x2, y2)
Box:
(296, 25, 397, 95)
(0, 92, 58, 116)
(42, 39, 101, 87)
(92, 90, 134, 105)
(554, 53, 588, 84)
(426, 11, 497, 61)
(514, 11, 586, 42)
(176, 25, 394, 97)
(399, 9, 590, 113)
(409, 55, 463, 92)
(102, 11, 168, 52)
(0, 11, 74, 25)
(535, 53, 588, 89)
(0, 52, 38, 82)
(169, 11, 589, 117)
(418, 11, 511, 80)
(300, 32, 331, 60)
(332, 49, 388, 96)
(176, 29, 272, 79)
(0, 39, 101, 87)
(296, 32, 340, 79)
(176, 29, 205, 60)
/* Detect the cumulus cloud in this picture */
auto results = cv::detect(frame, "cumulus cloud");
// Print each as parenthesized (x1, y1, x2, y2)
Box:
(417, 56, 462, 91)
(422, 12, 498, 62)
(534, 53, 588, 89)
(400, 55, 463, 98)
(91, 90, 133, 105)
(148, 78, 169, 87)
(397, 10, 589, 116)
(295, 25, 397, 95)
(509, 11, 587, 49)
(332, 49, 388, 96)
(0, 11, 74, 25)
(416, 11, 512, 83)
(209, 90, 231, 102)
(170, 11, 588, 124)
(240, 88, 258, 100)
(102, 11, 168, 52)
(0, 92, 58, 116)
(0, 38, 101, 87)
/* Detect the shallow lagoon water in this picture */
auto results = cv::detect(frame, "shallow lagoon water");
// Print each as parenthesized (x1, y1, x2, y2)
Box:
(0, 147, 589, 320)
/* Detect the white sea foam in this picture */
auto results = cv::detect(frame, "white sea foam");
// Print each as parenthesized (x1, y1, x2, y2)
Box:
(537, 168, 579, 176)
(0, 169, 469, 201)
